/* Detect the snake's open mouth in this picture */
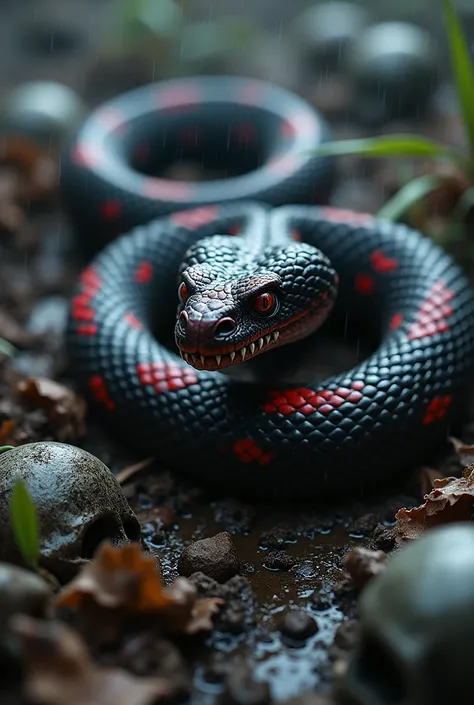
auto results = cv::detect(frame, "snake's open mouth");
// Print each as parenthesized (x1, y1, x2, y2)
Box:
(178, 330, 280, 370)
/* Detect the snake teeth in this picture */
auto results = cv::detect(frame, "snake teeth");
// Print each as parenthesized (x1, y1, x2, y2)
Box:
(215, 355, 221, 366)
(241, 347, 247, 361)
(265, 334, 271, 345)
(183, 352, 189, 363)
(200, 355, 206, 365)
(181, 329, 281, 369)
(230, 351, 236, 363)
(250, 343, 256, 355)
(272, 331, 280, 342)
(258, 337, 264, 350)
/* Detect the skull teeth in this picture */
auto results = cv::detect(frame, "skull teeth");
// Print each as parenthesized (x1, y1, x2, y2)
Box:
(180, 330, 281, 369)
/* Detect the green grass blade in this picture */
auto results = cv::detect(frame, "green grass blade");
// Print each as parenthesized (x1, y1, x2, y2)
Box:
(309, 135, 464, 163)
(377, 174, 456, 221)
(0, 338, 16, 358)
(443, 0, 474, 157)
(10, 479, 40, 569)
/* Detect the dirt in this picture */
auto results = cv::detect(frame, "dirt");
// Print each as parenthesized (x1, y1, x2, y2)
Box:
(1, 1, 474, 704)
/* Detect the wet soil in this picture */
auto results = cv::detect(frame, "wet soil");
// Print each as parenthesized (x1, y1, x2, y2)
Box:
(2, 1, 474, 703)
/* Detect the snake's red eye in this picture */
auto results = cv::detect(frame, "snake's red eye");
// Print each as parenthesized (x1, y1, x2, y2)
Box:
(253, 292, 278, 316)
(178, 282, 188, 303)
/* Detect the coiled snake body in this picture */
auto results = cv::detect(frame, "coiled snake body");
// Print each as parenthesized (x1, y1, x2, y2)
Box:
(62, 77, 474, 499)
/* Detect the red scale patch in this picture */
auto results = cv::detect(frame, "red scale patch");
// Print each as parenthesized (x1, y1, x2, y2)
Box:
(71, 266, 101, 336)
(134, 261, 153, 284)
(390, 312, 404, 330)
(355, 274, 375, 295)
(408, 280, 455, 341)
(423, 395, 452, 425)
(124, 313, 143, 330)
(370, 250, 399, 273)
(233, 438, 273, 466)
(137, 361, 198, 393)
(171, 206, 219, 229)
(263, 382, 365, 416)
(100, 200, 122, 221)
(89, 375, 115, 411)
(321, 207, 374, 226)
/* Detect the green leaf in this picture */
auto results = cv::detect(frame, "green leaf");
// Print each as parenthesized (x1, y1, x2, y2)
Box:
(10, 479, 40, 568)
(377, 174, 457, 221)
(310, 135, 465, 164)
(443, 0, 474, 157)
(0, 446, 14, 453)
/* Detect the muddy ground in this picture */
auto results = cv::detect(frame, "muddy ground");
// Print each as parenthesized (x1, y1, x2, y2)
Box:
(1, 1, 474, 703)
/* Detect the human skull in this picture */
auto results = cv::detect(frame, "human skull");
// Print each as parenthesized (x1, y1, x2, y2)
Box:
(0, 442, 141, 582)
(339, 523, 474, 705)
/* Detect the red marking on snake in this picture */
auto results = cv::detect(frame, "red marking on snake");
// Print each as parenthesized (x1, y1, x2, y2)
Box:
(233, 438, 273, 466)
(370, 250, 399, 273)
(321, 207, 374, 226)
(134, 261, 153, 284)
(72, 266, 101, 334)
(157, 85, 200, 112)
(124, 313, 143, 330)
(89, 375, 115, 411)
(263, 382, 365, 416)
(267, 154, 301, 175)
(100, 200, 122, 220)
(408, 280, 455, 341)
(96, 107, 126, 134)
(171, 206, 219, 229)
(233, 123, 256, 143)
(71, 143, 104, 168)
(355, 274, 375, 295)
(390, 313, 404, 330)
(227, 223, 241, 235)
(142, 179, 193, 200)
(137, 361, 198, 393)
(423, 395, 452, 425)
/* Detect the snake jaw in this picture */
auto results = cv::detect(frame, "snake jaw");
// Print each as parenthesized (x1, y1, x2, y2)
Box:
(178, 330, 281, 371)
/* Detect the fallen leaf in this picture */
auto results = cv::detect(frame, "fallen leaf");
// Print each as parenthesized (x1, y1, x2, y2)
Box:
(395, 463, 474, 545)
(0, 419, 16, 445)
(344, 547, 388, 590)
(417, 465, 445, 497)
(15, 377, 86, 441)
(116, 457, 154, 485)
(449, 436, 474, 468)
(11, 615, 175, 705)
(54, 542, 223, 642)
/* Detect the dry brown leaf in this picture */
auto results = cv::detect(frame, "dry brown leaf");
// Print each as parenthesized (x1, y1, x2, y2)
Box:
(11, 615, 175, 705)
(449, 436, 474, 468)
(0, 418, 16, 445)
(54, 542, 223, 639)
(15, 377, 86, 441)
(417, 465, 445, 497)
(116, 457, 154, 485)
(344, 547, 388, 590)
(395, 463, 474, 545)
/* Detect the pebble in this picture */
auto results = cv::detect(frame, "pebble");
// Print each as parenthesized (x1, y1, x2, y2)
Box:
(221, 662, 271, 705)
(278, 610, 319, 644)
(178, 531, 240, 583)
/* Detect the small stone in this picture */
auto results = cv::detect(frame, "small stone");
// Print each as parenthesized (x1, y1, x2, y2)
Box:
(333, 619, 360, 652)
(279, 610, 319, 644)
(263, 550, 295, 572)
(0, 564, 51, 626)
(220, 662, 271, 705)
(178, 532, 240, 583)
(344, 547, 388, 590)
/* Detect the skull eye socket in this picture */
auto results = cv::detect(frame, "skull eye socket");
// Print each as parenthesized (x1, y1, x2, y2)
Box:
(253, 291, 279, 317)
(178, 282, 188, 303)
(81, 514, 141, 559)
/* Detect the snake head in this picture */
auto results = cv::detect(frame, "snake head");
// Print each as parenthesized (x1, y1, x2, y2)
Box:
(174, 242, 338, 371)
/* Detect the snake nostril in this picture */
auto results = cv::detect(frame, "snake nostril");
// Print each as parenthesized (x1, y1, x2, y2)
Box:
(178, 310, 188, 333)
(214, 317, 236, 339)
